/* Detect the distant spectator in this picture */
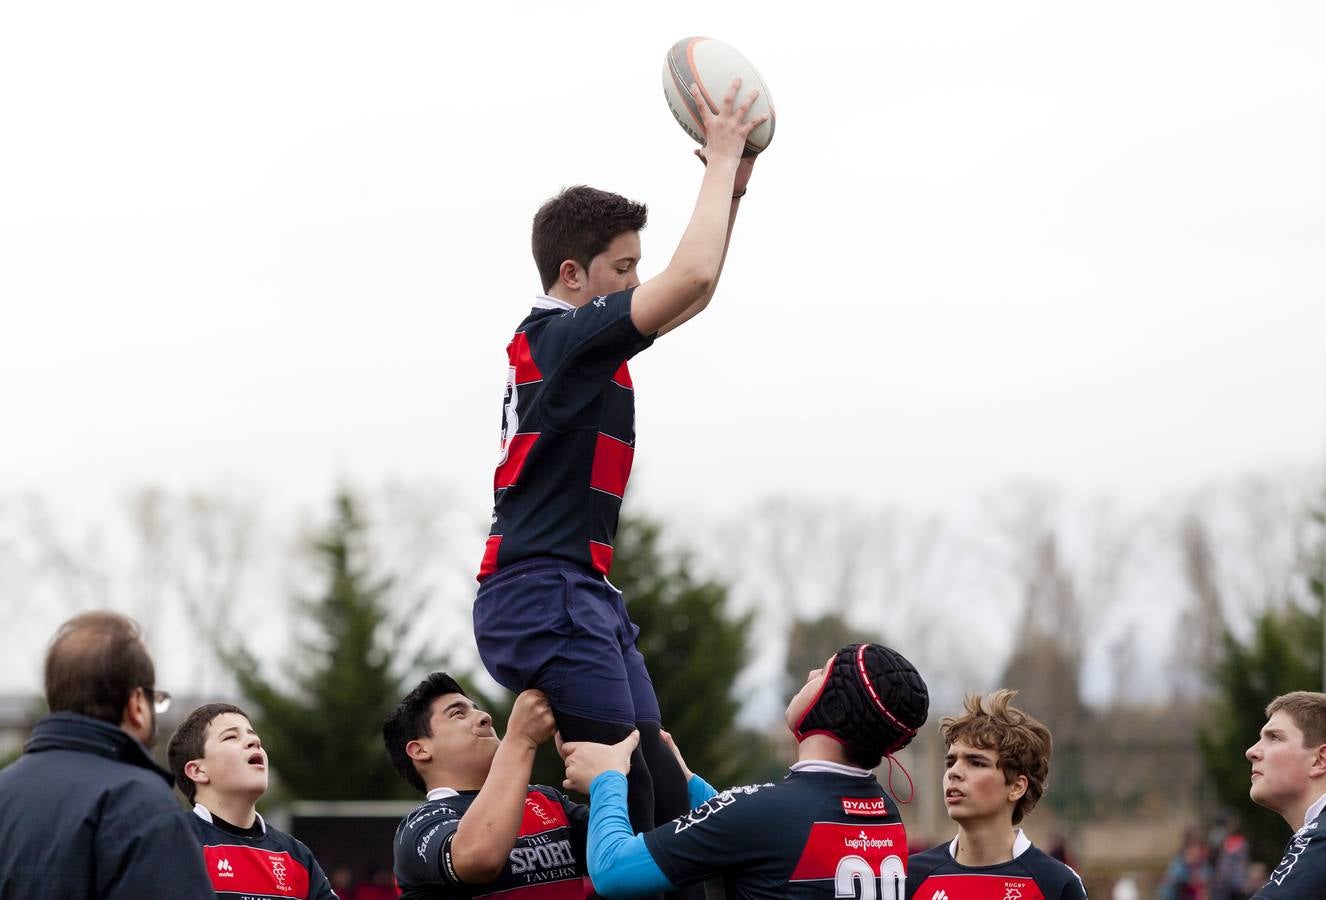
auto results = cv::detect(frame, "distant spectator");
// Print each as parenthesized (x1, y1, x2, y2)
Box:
(0, 611, 213, 898)
(329, 866, 354, 895)
(1159, 830, 1210, 900)
(1049, 832, 1079, 870)
(1208, 815, 1249, 900)
(349, 864, 396, 900)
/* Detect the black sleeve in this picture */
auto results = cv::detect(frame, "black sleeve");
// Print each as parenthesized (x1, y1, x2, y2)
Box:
(642, 785, 773, 887)
(533, 289, 653, 429)
(393, 805, 464, 889)
(1059, 872, 1089, 900)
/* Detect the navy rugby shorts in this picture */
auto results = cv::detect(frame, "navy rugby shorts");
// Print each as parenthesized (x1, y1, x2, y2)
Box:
(473, 558, 661, 726)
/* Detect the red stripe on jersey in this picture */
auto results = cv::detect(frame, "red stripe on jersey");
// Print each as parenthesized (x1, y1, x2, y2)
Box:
(202, 845, 310, 897)
(589, 541, 614, 575)
(496, 433, 539, 490)
(789, 822, 908, 880)
(589, 433, 634, 498)
(510, 332, 543, 384)
(610, 361, 633, 388)
(911, 873, 1045, 900)
(479, 535, 502, 581)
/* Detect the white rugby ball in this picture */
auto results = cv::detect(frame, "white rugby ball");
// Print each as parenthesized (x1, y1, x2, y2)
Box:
(662, 36, 775, 156)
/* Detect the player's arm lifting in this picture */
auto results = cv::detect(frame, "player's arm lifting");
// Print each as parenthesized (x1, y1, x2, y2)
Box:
(661, 727, 718, 807)
(561, 732, 676, 897)
(630, 77, 767, 339)
(653, 155, 756, 337)
(448, 691, 556, 884)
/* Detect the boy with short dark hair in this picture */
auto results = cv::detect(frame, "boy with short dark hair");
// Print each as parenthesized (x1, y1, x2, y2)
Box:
(168, 702, 338, 900)
(382, 674, 588, 899)
(906, 690, 1087, 900)
(1245, 690, 1326, 898)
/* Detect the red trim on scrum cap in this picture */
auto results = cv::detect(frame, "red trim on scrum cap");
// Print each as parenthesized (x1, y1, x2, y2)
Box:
(792, 666, 832, 742)
(856, 643, 918, 744)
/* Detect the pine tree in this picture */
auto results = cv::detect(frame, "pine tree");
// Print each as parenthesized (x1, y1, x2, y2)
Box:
(225, 493, 420, 801)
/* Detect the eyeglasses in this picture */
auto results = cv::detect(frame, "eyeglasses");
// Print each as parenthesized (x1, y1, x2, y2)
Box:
(141, 687, 172, 715)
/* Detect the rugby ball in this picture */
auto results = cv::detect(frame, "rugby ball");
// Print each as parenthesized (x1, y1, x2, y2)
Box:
(662, 37, 775, 156)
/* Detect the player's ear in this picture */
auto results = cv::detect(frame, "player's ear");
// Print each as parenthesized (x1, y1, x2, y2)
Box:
(1310, 743, 1326, 778)
(184, 759, 209, 787)
(1007, 773, 1028, 803)
(558, 259, 584, 292)
(406, 739, 432, 764)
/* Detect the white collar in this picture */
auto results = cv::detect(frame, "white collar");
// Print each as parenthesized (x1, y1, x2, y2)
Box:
(426, 786, 460, 802)
(789, 760, 874, 777)
(532, 293, 576, 311)
(193, 802, 266, 835)
(947, 828, 1032, 862)
(1302, 792, 1326, 829)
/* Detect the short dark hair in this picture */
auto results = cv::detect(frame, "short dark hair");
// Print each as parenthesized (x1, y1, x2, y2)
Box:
(167, 703, 249, 803)
(940, 689, 1052, 825)
(531, 186, 647, 292)
(382, 673, 468, 794)
(44, 611, 155, 725)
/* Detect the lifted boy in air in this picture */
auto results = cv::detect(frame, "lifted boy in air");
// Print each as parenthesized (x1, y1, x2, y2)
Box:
(471, 73, 767, 883)
(168, 703, 338, 900)
(906, 690, 1086, 900)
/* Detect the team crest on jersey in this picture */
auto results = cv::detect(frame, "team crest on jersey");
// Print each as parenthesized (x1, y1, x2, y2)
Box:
(842, 797, 891, 817)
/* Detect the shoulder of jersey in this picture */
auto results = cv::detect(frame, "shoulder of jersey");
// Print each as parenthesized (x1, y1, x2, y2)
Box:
(907, 842, 951, 876)
(1024, 846, 1086, 892)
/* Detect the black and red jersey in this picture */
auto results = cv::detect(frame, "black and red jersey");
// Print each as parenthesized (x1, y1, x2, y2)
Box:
(393, 784, 589, 899)
(642, 762, 909, 899)
(187, 805, 338, 899)
(906, 834, 1087, 900)
(478, 291, 653, 582)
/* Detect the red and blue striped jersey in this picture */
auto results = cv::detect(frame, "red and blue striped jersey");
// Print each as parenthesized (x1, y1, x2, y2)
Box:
(478, 290, 652, 582)
(906, 835, 1087, 900)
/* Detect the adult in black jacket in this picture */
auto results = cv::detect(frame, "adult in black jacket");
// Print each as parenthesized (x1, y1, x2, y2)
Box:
(0, 611, 213, 898)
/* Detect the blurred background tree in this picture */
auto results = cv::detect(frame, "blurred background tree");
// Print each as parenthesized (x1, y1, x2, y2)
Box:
(225, 493, 430, 801)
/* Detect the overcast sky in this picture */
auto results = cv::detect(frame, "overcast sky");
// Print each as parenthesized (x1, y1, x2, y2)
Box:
(2, 3, 1324, 701)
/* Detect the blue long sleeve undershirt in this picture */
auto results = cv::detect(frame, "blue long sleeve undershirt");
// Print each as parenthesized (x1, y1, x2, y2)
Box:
(586, 771, 674, 897)
(586, 770, 721, 897)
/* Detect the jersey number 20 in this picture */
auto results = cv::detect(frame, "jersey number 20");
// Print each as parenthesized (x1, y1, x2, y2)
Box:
(835, 854, 904, 900)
